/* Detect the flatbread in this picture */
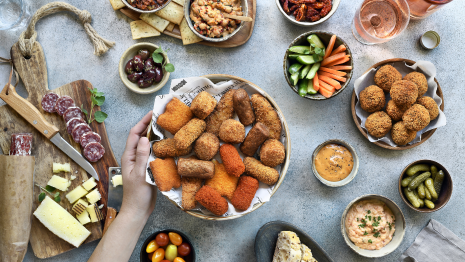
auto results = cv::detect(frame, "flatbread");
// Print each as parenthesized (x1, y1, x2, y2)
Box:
(166, 22, 175, 32)
(109, 0, 125, 10)
(180, 18, 202, 45)
(173, 0, 184, 6)
(130, 20, 161, 40)
(140, 13, 170, 32)
(155, 2, 184, 25)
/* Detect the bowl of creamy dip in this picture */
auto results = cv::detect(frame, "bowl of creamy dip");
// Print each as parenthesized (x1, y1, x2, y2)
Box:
(312, 139, 359, 187)
(341, 195, 406, 258)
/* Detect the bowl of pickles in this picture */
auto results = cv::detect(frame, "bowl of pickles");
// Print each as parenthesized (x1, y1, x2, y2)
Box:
(398, 160, 453, 213)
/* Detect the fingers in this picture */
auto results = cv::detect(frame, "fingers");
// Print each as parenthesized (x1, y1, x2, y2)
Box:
(122, 111, 153, 165)
(133, 136, 151, 178)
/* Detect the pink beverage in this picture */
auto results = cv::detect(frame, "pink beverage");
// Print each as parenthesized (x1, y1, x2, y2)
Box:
(352, 0, 410, 45)
(407, 0, 452, 19)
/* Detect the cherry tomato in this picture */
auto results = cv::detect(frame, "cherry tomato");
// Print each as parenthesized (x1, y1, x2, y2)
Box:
(156, 233, 169, 247)
(148, 252, 154, 260)
(152, 248, 165, 262)
(146, 240, 159, 253)
(169, 232, 183, 246)
(177, 243, 191, 256)
(165, 244, 178, 261)
(174, 258, 186, 262)
(161, 261, 171, 262)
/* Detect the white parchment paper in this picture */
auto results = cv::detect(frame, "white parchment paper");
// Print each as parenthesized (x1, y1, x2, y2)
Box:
(354, 61, 446, 147)
(145, 77, 287, 217)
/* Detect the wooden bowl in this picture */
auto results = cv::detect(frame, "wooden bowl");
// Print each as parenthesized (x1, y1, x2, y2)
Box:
(275, 0, 341, 27)
(140, 229, 196, 262)
(118, 43, 170, 95)
(284, 31, 354, 100)
(350, 58, 444, 150)
(398, 160, 453, 213)
(121, 0, 172, 13)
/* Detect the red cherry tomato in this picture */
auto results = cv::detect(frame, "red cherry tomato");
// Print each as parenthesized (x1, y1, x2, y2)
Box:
(178, 243, 191, 256)
(155, 233, 169, 247)
(161, 260, 171, 262)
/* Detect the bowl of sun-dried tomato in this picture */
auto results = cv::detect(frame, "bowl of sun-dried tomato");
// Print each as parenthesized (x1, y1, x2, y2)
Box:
(276, 0, 340, 26)
(122, 0, 172, 13)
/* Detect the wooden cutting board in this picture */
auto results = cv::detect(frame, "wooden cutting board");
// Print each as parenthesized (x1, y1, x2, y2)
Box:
(0, 42, 118, 259)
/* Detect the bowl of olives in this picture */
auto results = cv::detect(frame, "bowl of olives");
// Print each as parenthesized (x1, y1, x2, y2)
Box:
(119, 42, 172, 94)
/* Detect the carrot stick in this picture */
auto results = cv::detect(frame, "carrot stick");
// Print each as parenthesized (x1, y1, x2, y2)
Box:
(318, 86, 333, 98)
(324, 35, 337, 59)
(330, 45, 346, 56)
(318, 71, 347, 82)
(319, 67, 347, 76)
(329, 65, 352, 71)
(313, 73, 320, 91)
(324, 56, 350, 68)
(319, 80, 336, 92)
(321, 52, 346, 67)
(319, 75, 342, 90)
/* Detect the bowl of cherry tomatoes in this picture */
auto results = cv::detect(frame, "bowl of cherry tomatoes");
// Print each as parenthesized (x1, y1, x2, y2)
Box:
(141, 229, 196, 262)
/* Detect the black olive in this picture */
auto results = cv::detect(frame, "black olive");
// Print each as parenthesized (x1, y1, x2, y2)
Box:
(127, 72, 143, 83)
(125, 58, 135, 75)
(154, 66, 163, 83)
(138, 49, 150, 60)
(138, 78, 154, 88)
(145, 57, 155, 71)
(142, 69, 156, 82)
(133, 55, 145, 72)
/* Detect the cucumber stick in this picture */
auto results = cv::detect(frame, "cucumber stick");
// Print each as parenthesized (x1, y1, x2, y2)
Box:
(289, 46, 311, 54)
(296, 55, 323, 65)
(307, 79, 317, 94)
(307, 35, 325, 49)
(306, 62, 321, 79)
(298, 80, 308, 97)
(299, 65, 311, 79)
(290, 72, 299, 86)
(289, 63, 303, 74)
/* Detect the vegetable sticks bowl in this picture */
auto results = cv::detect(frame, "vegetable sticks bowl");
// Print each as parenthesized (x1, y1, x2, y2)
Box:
(283, 31, 353, 100)
(275, 0, 340, 27)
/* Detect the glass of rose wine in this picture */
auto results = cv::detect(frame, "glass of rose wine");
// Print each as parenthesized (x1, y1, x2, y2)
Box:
(352, 0, 410, 45)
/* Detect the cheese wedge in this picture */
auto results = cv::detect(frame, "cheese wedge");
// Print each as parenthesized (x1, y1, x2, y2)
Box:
(76, 209, 91, 225)
(47, 175, 71, 191)
(112, 175, 123, 187)
(33, 196, 91, 247)
(82, 177, 97, 191)
(72, 199, 89, 215)
(53, 163, 71, 173)
(272, 231, 302, 262)
(66, 186, 88, 204)
(87, 204, 104, 222)
(86, 188, 101, 205)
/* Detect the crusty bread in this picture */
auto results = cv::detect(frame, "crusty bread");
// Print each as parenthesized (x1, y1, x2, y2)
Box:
(300, 244, 317, 262)
(272, 231, 302, 262)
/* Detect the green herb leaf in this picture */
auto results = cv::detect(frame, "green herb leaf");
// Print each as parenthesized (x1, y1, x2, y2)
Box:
(154, 47, 163, 54)
(93, 96, 105, 106)
(378, 216, 381, 221)
(39, 192, 46, 202)
(81, 104, 88, 116)
(367, 210, 371, 214)
(152, 53, 163, 64)
(94, 92, 104, 97)
(45, 185, 56, 192)
(363, 231, 368, 235)
(372, 221, 380, 227)
(368, 216, 371, 221)
(94, 111, 108, 123)
(368, 239, 373, 244)
(164, 63, 175, 72)
(54, 195, 61, 202)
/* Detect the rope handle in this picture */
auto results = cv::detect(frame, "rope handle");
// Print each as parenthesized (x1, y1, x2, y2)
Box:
(0, 57, 19, 88)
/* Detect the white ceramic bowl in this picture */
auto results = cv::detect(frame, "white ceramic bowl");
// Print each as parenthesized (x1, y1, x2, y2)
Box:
(341, 194, 406, 258)
(275, 0, 340, 26)
(121, 0, 172, 13)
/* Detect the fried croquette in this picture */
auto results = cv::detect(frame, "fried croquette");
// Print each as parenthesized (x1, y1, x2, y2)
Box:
(181, 177, 203, 210)
(219, 144, 245, 177)
(190, 91, 217, 120)
(240, 122, 270, 157)
(233, 88, 255, 126)
(359, 85, 385, 112)
(417, 96, 439, 120)
(149, 158, 181, 192)
(365, 111, 392, 138)
(195, 185, 228, 216)
(194, 133, 220, 160)
(205, 89, 236, 136)
(230, 176, 259, 211)
(251, 94, 282, 140)
(403, 104, 430, 131)
(174, 118, 206, 150)
(385, 100, 409, 122)
(243, 157, 279, 186)
(152, 138, 192, 158)
(374, 65, 402, 92)
(390, 80, 418, 107)
(404, 72, 428, 97)
(156, 98, 193, 135)
(259, 139, 285, 168)
(391, 121, 417, 146)
(218, 119, 246, 144)
(177, 158, 215, 179)
(205, 159, 239, 200)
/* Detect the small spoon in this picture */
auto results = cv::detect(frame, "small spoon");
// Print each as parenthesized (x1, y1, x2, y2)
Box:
(223, 13, 253, 22)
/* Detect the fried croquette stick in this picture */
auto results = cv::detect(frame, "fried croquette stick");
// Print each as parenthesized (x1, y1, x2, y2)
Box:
(219, 144, 245, 177)
(243, 157, 279, 185)
(174, 118, 206, 150)
(230, 176, 259, 211)
(233, 88, 255, 126)
(195, 185, 229, 216)
(181, 177, 203, 210)
(149, 158, 181, 191)
(152, 138, 192, 158)
(156, 97, 193, 135)
(240, 122, 270, 157)
(190, 91, 217, 120)
(250, 94, 282, 140)
(177, 158, 215, 179)
(205, 89, 236, 135)
(205, 159, 239, 200)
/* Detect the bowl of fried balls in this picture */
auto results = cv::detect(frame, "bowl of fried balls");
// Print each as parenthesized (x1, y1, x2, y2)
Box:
(351, 59, 444, 150)
(147, 74, 290, 220)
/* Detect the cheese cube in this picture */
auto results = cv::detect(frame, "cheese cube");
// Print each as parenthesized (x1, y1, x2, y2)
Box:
(85, 189, 101, 205)
(70, 175, 76, 181)
(66, 186, 88, 204)
(72, 199, 89, 215)
(86, 204, 104, 222)
(47, 175, 71, 191)
(53, 163, 71, 173)
(112, 175, 123, 187)
(33, 196, 91, 247)
(76, 209, 91, 225)
(82, 177, 97, 191)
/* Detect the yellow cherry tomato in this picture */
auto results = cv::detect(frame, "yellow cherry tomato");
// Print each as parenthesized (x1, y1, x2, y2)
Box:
(168, 232, 183, 246)
(146, 240, 160, 253)
(173, 258, 185, 262)
(148, 252, 154, 260)
(152, 248, 165, 262)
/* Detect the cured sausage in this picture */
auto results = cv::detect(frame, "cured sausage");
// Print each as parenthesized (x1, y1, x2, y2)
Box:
(9, 133, 33, 156)
(41, 93, 60, 113)
(66, 117, 86, 134)
(80, 131, 101, 148)
(71, 123, 92, 143)
(55, 95, 75, 116)
(83, 142, 105, 162)
(63, 106, 85, 123)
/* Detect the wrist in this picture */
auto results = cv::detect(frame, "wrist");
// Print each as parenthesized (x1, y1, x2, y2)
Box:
(118, 205, 152, 224)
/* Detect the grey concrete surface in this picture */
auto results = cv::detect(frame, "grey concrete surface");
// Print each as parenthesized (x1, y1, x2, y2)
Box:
(1, 0, 464, 261)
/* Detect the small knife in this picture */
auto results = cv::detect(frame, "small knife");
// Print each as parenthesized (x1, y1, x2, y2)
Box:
(0, 84, 99, 181)
(103, 167, 123, 235)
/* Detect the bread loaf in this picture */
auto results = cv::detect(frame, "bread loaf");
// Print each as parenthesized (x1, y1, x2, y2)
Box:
(272, 231, 302, 262)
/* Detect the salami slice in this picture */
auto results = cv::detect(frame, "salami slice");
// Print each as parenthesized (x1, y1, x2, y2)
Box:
(80, 131, 101, 148)
(66, 117, 86, 134)
(83, 142, 105, 162)
(72, 123, 92, 143)
(10, 133, 33, 156)
(41, 93, 60, 113)
(55, 95, 75, 116)
(63, 106, 85, 123)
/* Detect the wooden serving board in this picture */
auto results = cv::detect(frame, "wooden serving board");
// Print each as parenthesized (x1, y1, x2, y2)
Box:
(0, 42, 118, 259)
(120, 0, 256, 48)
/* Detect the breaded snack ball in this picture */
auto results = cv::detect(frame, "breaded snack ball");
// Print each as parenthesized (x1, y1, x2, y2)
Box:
(359, 85, 385, 113)
(417, 96, 439, 120)
(402, 104, 430, 131)
(391, 121, 417, 146)
(374, 65, 402, 92)
(390, 80, 418, 107)
(404, 72, 428, 97)
(365, 111, 392, 138)
(190, 91, 217, 119)
(259, 139, 285, 168)
(194, 132, 220, 160)
(219, 119, 246, 144)
(385, 100, 409, 122)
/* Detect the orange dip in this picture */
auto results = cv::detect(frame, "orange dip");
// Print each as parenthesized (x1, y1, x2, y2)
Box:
(315, 144, 353, 182)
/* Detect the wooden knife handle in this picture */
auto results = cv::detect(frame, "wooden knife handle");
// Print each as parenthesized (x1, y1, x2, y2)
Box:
(0, 84, 59, 140)
(103, 207, 117, 235)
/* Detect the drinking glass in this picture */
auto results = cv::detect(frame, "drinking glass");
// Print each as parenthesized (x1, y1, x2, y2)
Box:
(0, 0, 30, 31)
(407, 0, 453, 20)
(352, 0, 410, 45)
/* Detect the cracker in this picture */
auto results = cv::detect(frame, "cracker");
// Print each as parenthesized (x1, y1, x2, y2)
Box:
(180, 18, 202, 45)
(140, 13, 170, 32)
(166, 22, 175, 32)
(130, 20, 160, 40)
(109, 0, 125, 10)
(173, 0, 184, 6)
(155, 2, 184, 25)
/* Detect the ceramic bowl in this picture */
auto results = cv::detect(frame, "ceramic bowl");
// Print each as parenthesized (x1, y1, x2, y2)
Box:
(311, 139, 359, 187)
(121, 0, 172, 13)
(398, 159, 452, 213)
(119, 43, 170, 95)
(341, 194, 406, 258)
(284, 31, 353, 100)
(275, 0, 340, 26)
(140, 229, 196, 262)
